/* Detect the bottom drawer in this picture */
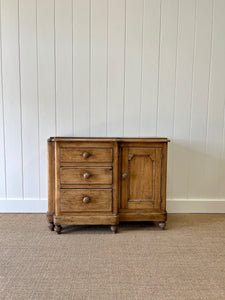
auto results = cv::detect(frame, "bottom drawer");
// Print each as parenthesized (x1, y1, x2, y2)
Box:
(60, 189, 112, 212)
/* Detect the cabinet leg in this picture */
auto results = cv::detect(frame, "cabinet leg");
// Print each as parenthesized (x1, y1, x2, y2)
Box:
(47, 213, 55, 231)
(55, 225, 62, 234)
(110, 225, 118, 234)
(48, 222, 55, 231)
(158, 221, 166, 230)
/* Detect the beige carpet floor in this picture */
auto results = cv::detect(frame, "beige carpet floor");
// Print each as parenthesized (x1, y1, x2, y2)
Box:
(0, 214, 225, 300)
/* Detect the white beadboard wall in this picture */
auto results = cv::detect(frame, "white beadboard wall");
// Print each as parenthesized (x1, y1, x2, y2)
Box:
(0, 0, 225, 213)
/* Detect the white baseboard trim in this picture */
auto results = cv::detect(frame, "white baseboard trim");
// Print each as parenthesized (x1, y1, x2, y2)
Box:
(0, 199, 225, 213)
(167, 199, 225, 213)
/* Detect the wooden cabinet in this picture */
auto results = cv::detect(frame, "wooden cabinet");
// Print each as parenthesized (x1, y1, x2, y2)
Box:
(47, 137, 169, 234)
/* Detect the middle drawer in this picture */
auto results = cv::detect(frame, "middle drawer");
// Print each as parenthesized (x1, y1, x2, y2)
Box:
(60, 167, 113, 185)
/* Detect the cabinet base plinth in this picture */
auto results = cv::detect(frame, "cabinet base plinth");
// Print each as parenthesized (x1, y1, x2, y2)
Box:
(54, 215, 119, 226)
(119, 212, 167, 222)
(47, 213, 168, 233)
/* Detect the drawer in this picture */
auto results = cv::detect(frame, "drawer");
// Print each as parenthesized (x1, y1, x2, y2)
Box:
(60, 189, 112, 212)
(60, 147, 113, 163)
(60, 167, 112, 185)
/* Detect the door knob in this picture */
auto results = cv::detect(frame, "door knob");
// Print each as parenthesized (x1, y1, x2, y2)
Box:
(122, 173, 127, 179)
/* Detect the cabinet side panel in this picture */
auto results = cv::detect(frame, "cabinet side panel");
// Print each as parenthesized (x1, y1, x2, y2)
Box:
(55, 142, 61, 215)
(112, 142, 119, 216)
(161, 143, 168, 211)
(47, 140, 55, 222)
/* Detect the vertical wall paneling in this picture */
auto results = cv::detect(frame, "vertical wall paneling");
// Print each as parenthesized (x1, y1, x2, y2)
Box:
(107, 0, 125, 137)
(124, 0, 143, 137)
(140, 0, 161, 137)
(0, 106, 6, 198)
(37, 0, 55, 199)
(0, 2, 6, 198)
(55, 0, 73, 136)
(157, 0, 179, 137)
(0, 0, 225, 212)
(73, 0, 90, 136)
(172, 0, 196, 199)
(205, 0, 225, 199)
(1, 0, 23, 198)
(188, 0, 213, 199)
(90, 0, 108, 136)
(222, 107, 225, 198)
(19, 0, 39, 199)
(157, 0, 179, 198)
(0, 78, 6, 199)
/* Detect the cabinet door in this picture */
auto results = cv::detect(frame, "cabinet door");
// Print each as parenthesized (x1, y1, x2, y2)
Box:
(121, 147, 162, 209)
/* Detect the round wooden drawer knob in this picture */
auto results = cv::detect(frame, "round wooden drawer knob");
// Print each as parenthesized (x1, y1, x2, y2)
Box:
(82, 151, 90, 159)
(83, 172, 91, 179)
(82, 196, 90, 204)
(122, 173, 127, 179)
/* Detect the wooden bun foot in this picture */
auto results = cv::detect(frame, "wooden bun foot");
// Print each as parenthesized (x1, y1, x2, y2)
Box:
(55, 225, 62, 234)
(110, 225, 118, 234)
(158, 221, 166, 230)
(48, 222, 55, 231)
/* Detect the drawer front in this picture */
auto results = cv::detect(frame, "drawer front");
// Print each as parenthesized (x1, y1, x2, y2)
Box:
(60, 189, 112, 212)
(60, 167, 112, 185)
(60, 147, 113, 163)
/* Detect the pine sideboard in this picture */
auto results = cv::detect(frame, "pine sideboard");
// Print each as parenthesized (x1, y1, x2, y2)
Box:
(47, 137, 170, 234)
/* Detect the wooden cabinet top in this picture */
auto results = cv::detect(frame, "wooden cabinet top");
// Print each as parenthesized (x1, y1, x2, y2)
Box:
(48, 137, 170, 143)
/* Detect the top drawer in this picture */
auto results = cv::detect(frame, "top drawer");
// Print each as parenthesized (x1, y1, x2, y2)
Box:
(60, 147, 113, 163)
